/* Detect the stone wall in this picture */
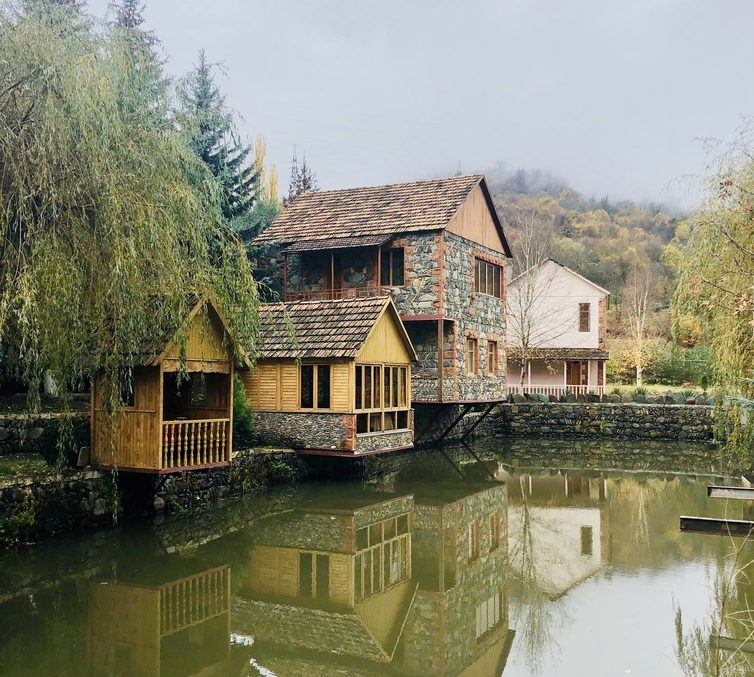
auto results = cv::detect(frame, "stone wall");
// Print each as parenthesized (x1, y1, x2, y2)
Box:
(442, 232, 507, 401)
(355, 429, 413, 453)
(0, 468, 116, 544)
(0, 413, 89, 457)
(487, 402, 714, 441)
(0, 447, 304, 548)
(255, 411, 352, 451)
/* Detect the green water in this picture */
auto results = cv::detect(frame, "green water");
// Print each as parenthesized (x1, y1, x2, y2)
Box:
(0, 440, 749, 677)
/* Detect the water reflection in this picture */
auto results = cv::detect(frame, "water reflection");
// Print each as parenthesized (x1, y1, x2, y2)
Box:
(235, 482, 514, 676)
(2, 443, 753, 677)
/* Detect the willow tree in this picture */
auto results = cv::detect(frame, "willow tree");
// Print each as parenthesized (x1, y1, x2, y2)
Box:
(675, 121, 754, 392)
(0, 1, 261, 411)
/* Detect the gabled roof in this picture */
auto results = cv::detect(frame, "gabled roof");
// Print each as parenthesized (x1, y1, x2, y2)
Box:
(253, 175, 511, 257)
(258, 296, 417, 361)
(508, 259, 611, 297)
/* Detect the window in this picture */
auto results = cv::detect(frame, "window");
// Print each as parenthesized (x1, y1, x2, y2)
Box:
(579, 303, 591, 332)
(190, 373, 207, 406)
(475, 592, 504, 639)
(490, 512, 501, 552)
(381, 248, 405, 286)
(581, 525, 594, 556)
(487, 341, 498, 376)
(300, 365, 331, 409)
(354, 515, 411, 602)
(466, 338, 478, 375)
(355, 364, 410, 433)
(468, 521, 480, 562)
(474, 258, 502, 298)
(299, 552, 330, 600)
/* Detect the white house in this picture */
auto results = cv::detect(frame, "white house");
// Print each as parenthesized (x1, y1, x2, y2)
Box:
(506, 259, 610, 397)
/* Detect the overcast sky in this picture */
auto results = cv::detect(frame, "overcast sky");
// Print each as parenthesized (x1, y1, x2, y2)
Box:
(87, 0, 754, 206)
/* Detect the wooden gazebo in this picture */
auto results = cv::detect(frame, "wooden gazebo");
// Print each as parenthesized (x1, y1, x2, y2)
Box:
(90, 299, 236, 473)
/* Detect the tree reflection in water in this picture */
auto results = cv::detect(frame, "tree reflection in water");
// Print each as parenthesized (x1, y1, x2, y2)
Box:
(676, 532, 754, 677)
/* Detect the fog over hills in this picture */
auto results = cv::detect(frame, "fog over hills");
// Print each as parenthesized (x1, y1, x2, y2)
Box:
(87, 0, 754, 205)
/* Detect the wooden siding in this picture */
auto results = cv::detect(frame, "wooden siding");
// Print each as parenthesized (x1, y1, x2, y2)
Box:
(244, 359, 353, 412)
(446, 184, 508, 254)
(355, 580, 414, 651)
(357, 309, 414, 364)
(329, 553, 354, 607)
(163, 306, 228, 362)
(91, 366, 161, 469)
(247, 546, 299, 598)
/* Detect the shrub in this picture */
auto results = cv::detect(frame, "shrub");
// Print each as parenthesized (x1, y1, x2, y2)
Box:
(233, 374, 256, 449)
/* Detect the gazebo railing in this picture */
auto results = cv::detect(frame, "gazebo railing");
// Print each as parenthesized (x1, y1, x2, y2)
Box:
(162, 418, 230, 469)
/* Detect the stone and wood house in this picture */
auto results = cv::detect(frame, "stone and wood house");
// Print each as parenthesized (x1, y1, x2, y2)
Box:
(90, 298, 236, 473)
(240, 295, 417, 456)
(252, 174, 513, 442)
(506, 259, 610, 398)
(235, 494, 416, 665)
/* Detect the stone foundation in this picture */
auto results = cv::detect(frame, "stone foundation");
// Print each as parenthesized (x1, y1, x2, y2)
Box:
(355, 429, 413, 453)
(255, 411, 352, 450)
(0, 447, 303, 548)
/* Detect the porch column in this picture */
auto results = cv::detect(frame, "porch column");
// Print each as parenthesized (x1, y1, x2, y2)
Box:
(283, 254, 288, 301)
(527, 361, 531, 387)
(587, 360, 591, 388)
(331, 253, 335, 299)
(377, 246, 382, 296)
(563, 361, 567, 387)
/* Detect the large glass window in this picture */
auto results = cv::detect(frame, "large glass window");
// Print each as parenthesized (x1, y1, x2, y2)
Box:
(355, 364, 410, 433)
(300, 364, 331, 409)
(354, 515, 411, 602)
(381, 248, 405, 286)
(474, 258, 502, 298)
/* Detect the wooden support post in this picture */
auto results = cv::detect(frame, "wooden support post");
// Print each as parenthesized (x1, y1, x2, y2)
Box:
(437, 404, 474, 442)
(460, 402, 498, 441)
(283, 254, 288, 301)
(377, 246, 382, 295)
(437, 319, 444, 402)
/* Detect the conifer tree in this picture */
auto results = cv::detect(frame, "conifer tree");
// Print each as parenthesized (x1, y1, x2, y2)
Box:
(176, 51, 258, 223)
(284, 148, 318, 205)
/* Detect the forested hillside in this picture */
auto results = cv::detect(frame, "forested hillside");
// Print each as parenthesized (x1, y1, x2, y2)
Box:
(488, 168, 710, 386)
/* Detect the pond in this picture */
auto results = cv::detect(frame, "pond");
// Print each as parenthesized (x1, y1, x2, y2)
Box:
(0, 438, 750, 677)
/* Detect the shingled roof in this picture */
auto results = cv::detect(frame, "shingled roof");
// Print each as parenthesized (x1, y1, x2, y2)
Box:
(253, 174, 487, 245)
(258, 296, 416, 360)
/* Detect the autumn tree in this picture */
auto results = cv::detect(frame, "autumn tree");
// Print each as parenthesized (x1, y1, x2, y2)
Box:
(284, 148, 318, 205)
(505, 209, 575, 387)
(674, 120, 754, 390)
(622, 266, 657, 387)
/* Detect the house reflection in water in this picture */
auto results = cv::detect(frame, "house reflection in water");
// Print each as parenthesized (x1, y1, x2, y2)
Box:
(234, 483, 514, 676)
(499, 467, 609, 598)
(88, 563, 242, 677)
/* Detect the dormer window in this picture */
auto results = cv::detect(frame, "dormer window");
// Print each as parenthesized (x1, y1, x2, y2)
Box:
(578, 303, 591, 332)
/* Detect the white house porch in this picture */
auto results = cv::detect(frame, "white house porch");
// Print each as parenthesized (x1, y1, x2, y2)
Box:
(506, 349, 609, 398)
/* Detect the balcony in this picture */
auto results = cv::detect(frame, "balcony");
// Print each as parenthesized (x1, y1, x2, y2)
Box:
(506, 384, 605, 398)
(285, 286, 387, 303)
(162, 418, 230, 470)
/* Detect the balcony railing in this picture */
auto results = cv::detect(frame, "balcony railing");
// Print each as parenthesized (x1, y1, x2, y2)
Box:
(507, 384, 605, 398)
(162, 418, 230, 469)
(285, 286, 387, 302)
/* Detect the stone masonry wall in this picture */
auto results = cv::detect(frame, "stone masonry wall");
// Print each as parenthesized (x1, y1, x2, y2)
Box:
(487, 402, 714, 441)
(0, 413, 89, 457)
(442, 232, 507, 401)
(355, 429, 413, 453)
(255, 411, 352, 451)
(0, 447, 304, 548)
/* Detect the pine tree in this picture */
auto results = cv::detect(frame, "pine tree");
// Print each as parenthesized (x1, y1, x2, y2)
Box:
(176, 51, 258, 223)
